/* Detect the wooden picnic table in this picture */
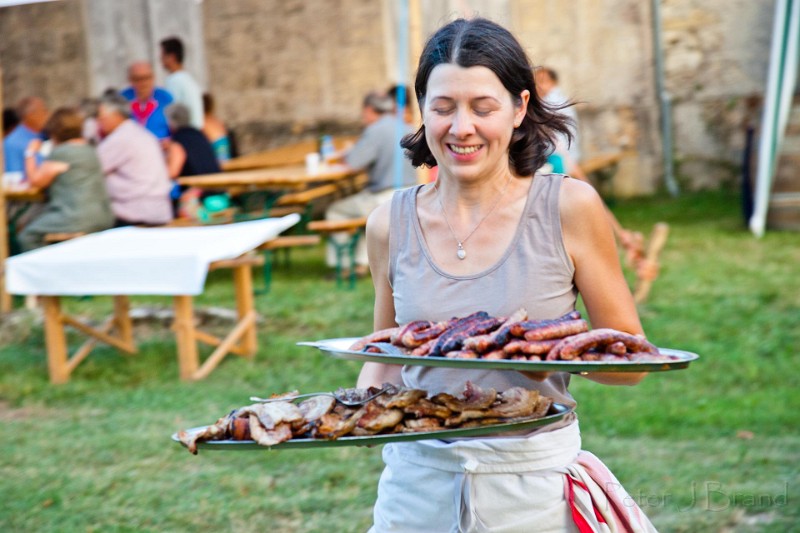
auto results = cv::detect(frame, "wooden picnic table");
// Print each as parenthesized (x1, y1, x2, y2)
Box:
(221, 136, 357, 172)
(178, 163, 361, 192)
(5, 216, 300, 383)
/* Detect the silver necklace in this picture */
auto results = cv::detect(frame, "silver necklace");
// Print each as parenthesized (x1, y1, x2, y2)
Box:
(436, 175, 513, 260)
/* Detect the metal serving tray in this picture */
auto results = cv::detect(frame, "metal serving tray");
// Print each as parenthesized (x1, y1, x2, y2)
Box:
(299, 338, 699, 373)
(173, 403, 572, 451)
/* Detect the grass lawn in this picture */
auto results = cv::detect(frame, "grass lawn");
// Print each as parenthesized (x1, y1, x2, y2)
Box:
(1, 189, 798, 532)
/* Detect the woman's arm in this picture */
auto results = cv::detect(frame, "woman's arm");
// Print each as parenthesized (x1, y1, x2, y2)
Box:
(560, 178, 646, 386)
(356, 200, 403, 388)
(24, 140, 68, 189)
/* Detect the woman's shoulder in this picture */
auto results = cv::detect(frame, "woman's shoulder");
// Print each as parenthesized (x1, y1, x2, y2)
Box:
(559, 176, 605, 218)
(558, 177, 611, 247)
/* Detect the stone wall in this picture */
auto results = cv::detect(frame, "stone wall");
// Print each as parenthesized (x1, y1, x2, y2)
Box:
(0, 0, 89, 111)
(662, 0, 775, 190)
(202, 0, 390, 154)
(0, 0, 779, 194)
(509, 0, 661, 195)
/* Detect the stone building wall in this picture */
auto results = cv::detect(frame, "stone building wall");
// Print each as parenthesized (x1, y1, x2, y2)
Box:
(0, 0, 779, 194)
(661, 0, 775, 190)
(508, 0, 661, 195)
(0, 0, 89, 111)
(202, 0, 390, 153)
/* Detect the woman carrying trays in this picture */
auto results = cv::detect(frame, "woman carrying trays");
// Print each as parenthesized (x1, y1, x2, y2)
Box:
(358, 18, 658, 532)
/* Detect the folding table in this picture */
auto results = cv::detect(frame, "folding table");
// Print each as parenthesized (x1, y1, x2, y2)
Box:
(5, 215, 299, 383)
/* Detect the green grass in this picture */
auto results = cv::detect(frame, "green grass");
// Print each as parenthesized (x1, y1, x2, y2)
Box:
(1, 188, 799, 532)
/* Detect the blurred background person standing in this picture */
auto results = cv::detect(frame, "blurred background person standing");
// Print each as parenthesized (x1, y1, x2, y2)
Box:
(160, 36, 204, 129)
(534, 67, 582, 175)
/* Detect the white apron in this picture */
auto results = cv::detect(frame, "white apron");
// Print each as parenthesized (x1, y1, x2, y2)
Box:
(368, 421, 658, 533)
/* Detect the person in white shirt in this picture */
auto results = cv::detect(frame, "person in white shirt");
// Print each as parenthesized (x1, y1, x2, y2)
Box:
(160, 36, 204, 129)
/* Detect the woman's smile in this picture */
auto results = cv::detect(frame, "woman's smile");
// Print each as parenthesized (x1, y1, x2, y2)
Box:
(447, 143, 484, 157)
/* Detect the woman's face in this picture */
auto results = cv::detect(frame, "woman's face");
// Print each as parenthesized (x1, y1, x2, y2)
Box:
(422, 64, 529, 183)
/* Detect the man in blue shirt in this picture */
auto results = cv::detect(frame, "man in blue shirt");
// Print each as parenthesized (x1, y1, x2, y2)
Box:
(120, 61, 173, 141)
(3, 96, 48, 173)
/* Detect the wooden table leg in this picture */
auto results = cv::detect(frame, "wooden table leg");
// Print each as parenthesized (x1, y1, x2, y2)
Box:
(112, 295, 135, 352)
(40, 296, 69, 384)
(233, 264, 257, 357)
(173, 295, 199, 380)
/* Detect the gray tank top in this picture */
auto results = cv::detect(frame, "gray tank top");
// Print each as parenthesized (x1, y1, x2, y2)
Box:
(388, 173, 578, 412)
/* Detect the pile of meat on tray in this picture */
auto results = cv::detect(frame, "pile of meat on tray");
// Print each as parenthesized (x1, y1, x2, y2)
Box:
(349, 308, 663, 362)
(177, 382, 553, 454)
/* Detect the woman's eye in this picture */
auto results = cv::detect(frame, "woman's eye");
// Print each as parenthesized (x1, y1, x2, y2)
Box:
(473, 108, 493, 116)
(432, 107, 454, 115)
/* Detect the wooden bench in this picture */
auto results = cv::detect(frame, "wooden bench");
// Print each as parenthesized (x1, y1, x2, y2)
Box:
(255, 234, 322, 293)
(44, 232, 87, 243)
(274, 183, 342, 228)
(307, 217, 368, 288)
(164, 207, 238, 227)
(274, 184, 340, 207)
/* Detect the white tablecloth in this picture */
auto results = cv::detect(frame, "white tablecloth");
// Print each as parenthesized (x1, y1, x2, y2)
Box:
(5, 215, 300, 296)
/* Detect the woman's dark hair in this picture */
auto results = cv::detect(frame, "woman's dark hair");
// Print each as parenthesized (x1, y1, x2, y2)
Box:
(45, 107, 83, 143)
(401, 17, 574, 176)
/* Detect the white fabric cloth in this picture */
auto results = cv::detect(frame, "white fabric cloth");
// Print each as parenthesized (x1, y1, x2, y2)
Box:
(5, 215, 299, 296)
(369, 421, 658, 533)
(370, 422, 582, 533)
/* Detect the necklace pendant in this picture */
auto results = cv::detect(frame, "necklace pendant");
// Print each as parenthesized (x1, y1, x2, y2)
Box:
(456, 243, 466, 260)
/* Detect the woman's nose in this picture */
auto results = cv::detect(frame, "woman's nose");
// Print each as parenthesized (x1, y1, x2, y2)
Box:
(449, 109, 475, 137)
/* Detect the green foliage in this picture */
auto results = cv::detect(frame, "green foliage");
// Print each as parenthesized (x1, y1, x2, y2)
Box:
(1, 189, 798, 532)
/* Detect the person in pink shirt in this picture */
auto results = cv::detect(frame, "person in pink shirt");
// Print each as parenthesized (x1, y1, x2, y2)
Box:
(95, 92, 173, 226)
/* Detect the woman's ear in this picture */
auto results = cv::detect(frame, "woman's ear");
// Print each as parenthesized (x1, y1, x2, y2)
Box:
(515, 90, 530, 127)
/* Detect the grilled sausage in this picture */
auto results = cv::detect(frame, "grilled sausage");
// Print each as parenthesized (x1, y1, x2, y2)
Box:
(523, 319, 589, 341)
(552, 329, 658, 360)
(504, 338, 560, 355)
(509, 310, 582, 337)
(393, 320, 433, 347)
(349, 327, 400, 351)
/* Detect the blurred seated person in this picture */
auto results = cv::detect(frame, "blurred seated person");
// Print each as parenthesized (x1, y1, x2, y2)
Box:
(3, 107, 20, 138)
(324, 91, 418, 277)
(79, 97, 102, 145)
(4, 96, 49, 174)
(95, 92, 173, 227)
(165, 103, 221, 215)
(120, 61, 174, 141)
(387, 84, 414, 125)
(18, 107, 114, 251)
(201, 93, 236, 163)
